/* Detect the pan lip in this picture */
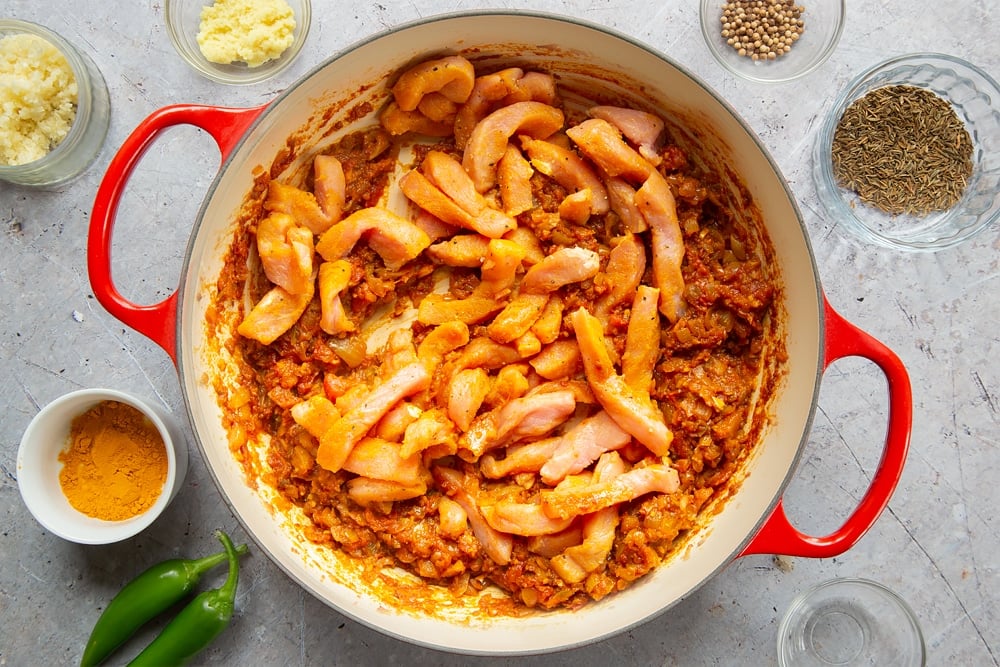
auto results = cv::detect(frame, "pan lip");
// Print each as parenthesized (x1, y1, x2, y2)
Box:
(173, 8, 827, 655)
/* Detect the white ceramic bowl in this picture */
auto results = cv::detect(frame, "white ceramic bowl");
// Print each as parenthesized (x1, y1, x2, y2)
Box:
(699, 0, 845, 83)
(164, 0, 311, 85)
(0, 19, 110, 186)
(17, 388, 189, 544)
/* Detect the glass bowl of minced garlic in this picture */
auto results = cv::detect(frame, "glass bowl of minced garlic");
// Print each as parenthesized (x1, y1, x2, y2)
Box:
(0, 19, 110, 186)
(165, 0, 311, 85)
(814, 53, 1000, 251)
(699, 0, 845, 83)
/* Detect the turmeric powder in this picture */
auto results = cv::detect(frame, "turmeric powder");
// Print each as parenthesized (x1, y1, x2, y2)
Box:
(58, 400, 168, 521)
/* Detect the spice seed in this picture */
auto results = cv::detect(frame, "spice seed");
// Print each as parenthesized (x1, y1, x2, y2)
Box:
(830, 85, 974, 215)
(719, 1, 805, 62)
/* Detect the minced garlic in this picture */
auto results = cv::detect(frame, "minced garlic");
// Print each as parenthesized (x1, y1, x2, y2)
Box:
(196, 0, 297, 68)
(0, 33, 78, 166)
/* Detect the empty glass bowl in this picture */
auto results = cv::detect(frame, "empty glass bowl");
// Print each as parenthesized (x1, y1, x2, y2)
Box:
(814, 53, 1000, 251)
(699, 0, 845, 83)
(165, 0, 311, 85)
(778, 578, 926, 666)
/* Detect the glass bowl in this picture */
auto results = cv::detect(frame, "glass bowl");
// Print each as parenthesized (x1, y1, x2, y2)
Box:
(0, 19, 110, 186)
(699, 0, 845, 83)
(778, 578, 926, 666)
(164, 0, 311, 85)
(814, 53, 1000, 251)
(17, 389, 189, 545)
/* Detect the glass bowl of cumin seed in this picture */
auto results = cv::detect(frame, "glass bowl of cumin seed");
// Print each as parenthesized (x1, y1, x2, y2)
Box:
(814, 53, 1000, 251)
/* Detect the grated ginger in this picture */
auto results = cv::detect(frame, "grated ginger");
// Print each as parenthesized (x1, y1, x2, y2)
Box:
(0, 33, 78, 166)
(196, 0, 296, 68)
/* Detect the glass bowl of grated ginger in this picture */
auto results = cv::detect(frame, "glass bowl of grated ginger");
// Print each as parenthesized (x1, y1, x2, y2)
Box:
(16, 389, 189, 545)
(814, 53, 1000, 251)
(165, 0, 311, 85)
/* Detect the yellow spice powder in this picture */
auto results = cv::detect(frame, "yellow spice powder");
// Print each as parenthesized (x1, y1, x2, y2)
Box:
(0, 33, 78, 166)
(58, 400, 168, 521)
(196, 0, 296, 68)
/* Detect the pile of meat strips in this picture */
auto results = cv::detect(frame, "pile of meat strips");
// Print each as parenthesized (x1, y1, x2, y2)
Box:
(220, 54, 778, 611)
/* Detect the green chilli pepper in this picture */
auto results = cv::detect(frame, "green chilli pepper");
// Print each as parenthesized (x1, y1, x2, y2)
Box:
(80, 537, 248, 667)
(127, 530, 242, 667)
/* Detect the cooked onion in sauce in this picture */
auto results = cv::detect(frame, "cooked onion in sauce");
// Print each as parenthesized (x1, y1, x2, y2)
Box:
(207, 55, 783, 613)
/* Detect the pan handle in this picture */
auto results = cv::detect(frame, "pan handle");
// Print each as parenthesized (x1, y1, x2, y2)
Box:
(739, 295, 912, 558)
(88, 103, 268, 365)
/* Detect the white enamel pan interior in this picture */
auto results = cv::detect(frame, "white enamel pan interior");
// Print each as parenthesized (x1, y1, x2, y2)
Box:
(175, 11, 824, 655)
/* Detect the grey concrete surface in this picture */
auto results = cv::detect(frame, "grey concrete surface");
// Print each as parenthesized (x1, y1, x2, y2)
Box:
(2, 1, 998, 664)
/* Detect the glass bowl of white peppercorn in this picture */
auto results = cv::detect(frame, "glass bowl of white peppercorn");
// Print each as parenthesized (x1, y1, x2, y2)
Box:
(699, 0, 845, 83)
